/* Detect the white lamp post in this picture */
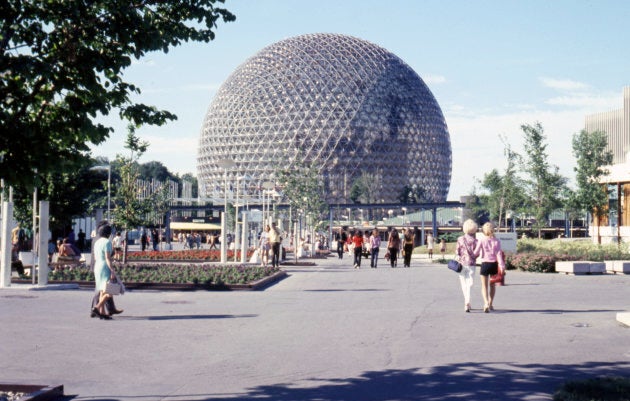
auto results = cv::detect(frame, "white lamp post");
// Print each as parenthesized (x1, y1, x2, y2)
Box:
(402, 207, 407, 227)
(90, 164, 111, 222)
(217, 158, 235, 263)
(234, 174, 251, 262)
(261, 181, 274, 226)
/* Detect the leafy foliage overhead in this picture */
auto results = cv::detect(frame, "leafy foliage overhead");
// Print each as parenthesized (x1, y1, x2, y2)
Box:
(0, 1, 235, 188)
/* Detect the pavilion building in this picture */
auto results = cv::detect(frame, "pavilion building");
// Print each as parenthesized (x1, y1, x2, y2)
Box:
(585, 86, 630, 242)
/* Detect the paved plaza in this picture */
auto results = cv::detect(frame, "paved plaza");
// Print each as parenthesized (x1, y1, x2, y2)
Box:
(1, 254, 629, 400)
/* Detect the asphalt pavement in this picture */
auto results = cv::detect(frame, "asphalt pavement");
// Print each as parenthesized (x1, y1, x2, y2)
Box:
(1, 251, 629, 401)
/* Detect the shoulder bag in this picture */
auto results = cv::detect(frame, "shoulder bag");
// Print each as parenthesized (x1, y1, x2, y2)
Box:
(447, 259, 462, 273)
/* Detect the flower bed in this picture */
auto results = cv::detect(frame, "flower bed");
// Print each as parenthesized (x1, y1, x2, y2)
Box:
(49, 262, 281, 287)
(125, 249, 254, 261)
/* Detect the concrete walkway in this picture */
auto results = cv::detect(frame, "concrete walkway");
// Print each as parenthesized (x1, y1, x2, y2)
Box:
(1, 253, 629, 400)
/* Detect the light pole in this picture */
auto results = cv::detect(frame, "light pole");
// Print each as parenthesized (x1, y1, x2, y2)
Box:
(261, 181, 274, 226)
(402, 207, 407, 227)
(217, 158, 235, 263)
(90, 165, 111, 222)
(234, 175, 251, 261)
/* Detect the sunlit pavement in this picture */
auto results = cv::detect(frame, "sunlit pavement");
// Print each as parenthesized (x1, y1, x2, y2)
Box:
(1, 251, 629, 401)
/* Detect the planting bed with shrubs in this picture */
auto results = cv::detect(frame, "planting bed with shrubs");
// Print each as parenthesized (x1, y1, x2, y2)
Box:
(48, 262, 281, 289)
(506, 239, 630, 273)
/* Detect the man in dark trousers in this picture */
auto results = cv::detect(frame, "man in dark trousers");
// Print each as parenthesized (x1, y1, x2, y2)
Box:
(268, 222, 282, 268)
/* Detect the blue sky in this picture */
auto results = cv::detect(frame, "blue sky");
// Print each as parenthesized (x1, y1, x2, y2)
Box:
(92, 0, 630, 200)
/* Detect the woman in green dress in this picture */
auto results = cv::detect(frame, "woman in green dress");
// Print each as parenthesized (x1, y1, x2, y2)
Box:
(92, 223, 117, 319)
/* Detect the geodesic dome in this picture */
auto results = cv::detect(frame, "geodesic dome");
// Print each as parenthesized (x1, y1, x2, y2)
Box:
(197, 33, 451, 204)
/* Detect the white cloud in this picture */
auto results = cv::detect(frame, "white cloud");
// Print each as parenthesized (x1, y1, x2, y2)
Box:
(539, 77, 589, 91)
(423, 74, 447, 85)
(545, 93, 620, 110)
(445, 107, 587, 200)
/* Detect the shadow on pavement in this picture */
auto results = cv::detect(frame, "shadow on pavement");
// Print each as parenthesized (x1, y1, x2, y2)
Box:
(73, 361, 630, 401)
(115, 314, 257, 321)
(304, 289, 390, 292)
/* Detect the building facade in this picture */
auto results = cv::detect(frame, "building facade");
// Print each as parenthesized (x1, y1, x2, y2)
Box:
(585, 86, 630, 242)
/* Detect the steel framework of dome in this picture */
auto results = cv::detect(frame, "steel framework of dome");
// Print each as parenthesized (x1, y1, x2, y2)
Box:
(197, 33, 452, 204)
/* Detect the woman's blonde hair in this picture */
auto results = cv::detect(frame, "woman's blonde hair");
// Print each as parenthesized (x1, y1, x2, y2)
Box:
(462, 219, 478, 235)
(481, 222, 495, 237)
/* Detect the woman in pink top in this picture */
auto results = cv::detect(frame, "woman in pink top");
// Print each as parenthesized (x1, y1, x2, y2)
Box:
(473, 222, 506, 313)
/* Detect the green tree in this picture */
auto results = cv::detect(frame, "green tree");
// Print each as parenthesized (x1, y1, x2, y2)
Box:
(480, 142, 524, 229)
(277, 159, 327, 232)
(139, 161, 175, 182)
(114, 126, 151, 231)
(521, 122, 567, 238)
(571, 129, 613, 243)
(398, 184, 428, 204)
(10, 158, 105, 238)
(462, 194, 490, 225)
(179, 173, 199, 199)
(0, 1, 235, 189)
(349, 180, 365, 204)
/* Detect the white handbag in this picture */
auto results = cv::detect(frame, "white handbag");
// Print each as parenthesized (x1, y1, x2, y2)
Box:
(105, 278, 125, 295)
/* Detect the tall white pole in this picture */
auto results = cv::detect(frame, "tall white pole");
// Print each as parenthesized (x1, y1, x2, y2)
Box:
(234, 178, 240, 262)
(240, 212, 248, 264)
(222, 168, 227, 263)
(1, 201, 13, 287)
(32, 182, 37, 285)
(107, 165, 111, 222)
(38, 201, 49, 286)
(220, 211, 226, 264)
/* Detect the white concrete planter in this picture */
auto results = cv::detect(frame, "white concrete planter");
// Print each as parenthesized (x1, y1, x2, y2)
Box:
(605, 260, 630, 274)
(555, 261, 605, 275)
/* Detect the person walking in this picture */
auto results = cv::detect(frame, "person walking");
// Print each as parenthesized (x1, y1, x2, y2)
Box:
(369, 229, 381, 268)
(426, 233, 434, 259)
(474, 222, 506, 313)
(439, 238, 446, 259)
(402, 228, 414, 268)
(362, 231, 370, 259)
(387, 229, 401, 268)
(140, 230, 148, 251)
(112, 232, 122, 261)
(92, 223, 122, 320)
(259, 225, 271, 267)
(456, 219, 479, 312)
(269, 222, 282, 268)
(351, 230, 364, 268)
(335, 228, 347, 259)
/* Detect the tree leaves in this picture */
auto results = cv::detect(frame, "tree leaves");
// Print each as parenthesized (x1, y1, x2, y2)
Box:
(0, 0, 235, 189)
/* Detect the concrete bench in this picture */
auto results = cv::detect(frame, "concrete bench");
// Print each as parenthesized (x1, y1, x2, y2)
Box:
(50, 257, 84, 270)
(555, 261, 606, 275)
(605, 260, 630, 274)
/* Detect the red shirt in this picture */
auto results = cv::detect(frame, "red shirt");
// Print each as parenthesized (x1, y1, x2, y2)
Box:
(352, 235, 363, 248)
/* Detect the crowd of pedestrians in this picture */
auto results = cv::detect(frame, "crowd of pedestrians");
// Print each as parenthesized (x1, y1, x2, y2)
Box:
(332, 222, 506, 314)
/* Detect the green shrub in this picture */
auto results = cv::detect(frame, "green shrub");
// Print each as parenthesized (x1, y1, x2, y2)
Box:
(506, 253, 557, 273)
(48, 263, 280, 286)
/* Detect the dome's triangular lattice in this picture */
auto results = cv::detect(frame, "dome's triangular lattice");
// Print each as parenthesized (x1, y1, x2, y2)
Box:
(198, 33, 452, 203)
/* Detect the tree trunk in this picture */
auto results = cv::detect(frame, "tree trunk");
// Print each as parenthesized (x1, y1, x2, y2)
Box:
(122, 230, 128, 263)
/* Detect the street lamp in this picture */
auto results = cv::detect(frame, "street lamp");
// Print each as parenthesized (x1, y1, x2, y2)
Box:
(402, 207, 407, 227)
(234, 174, 251, 262)
(217, 158, 235, 263)
(90, 164, 111, 222)
(261, 181, 274, 226)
